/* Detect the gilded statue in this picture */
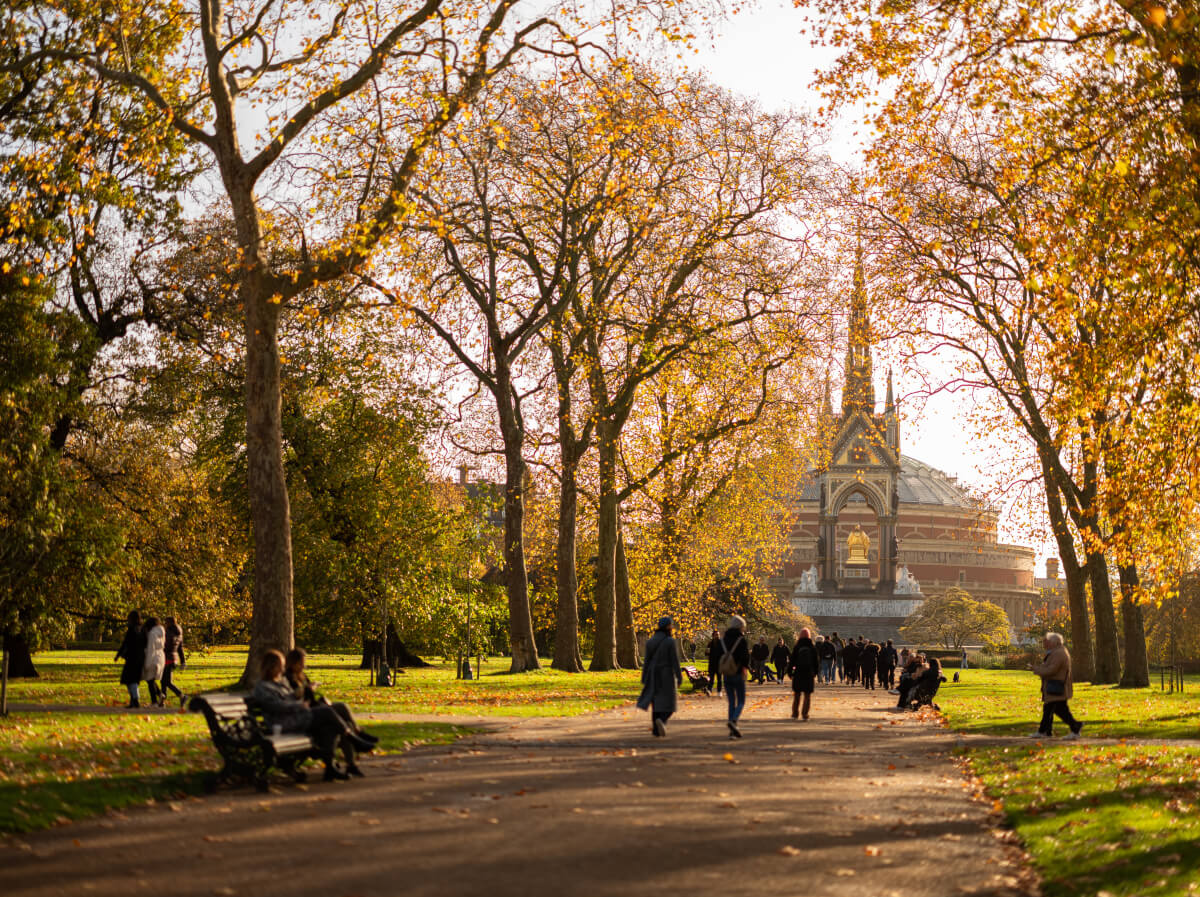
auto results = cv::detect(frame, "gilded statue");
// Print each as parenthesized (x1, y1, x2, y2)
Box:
(846, 524, 870, 566)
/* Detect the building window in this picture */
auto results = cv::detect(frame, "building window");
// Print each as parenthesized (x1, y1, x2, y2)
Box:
(958, 570, 966, 584)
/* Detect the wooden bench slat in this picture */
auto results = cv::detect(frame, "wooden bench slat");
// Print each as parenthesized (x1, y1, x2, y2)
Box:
(267, 734, 314, 754)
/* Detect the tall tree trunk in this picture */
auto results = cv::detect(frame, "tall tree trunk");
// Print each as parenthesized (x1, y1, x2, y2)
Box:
(590, 432, 619, 671)
(1084, 546, 1121, 684)
(1040, 460, 1093, 680)
(501, 436, 539, 672)
(1117, 561, 1149, 688)
(615, 527, 638, 668)
(1, 633, 37, 679)
(240, 288, 295, 686)
(552, 456, 584, 672)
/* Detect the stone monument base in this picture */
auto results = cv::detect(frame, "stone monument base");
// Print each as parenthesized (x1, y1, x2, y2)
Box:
(791, 587, 923, 645)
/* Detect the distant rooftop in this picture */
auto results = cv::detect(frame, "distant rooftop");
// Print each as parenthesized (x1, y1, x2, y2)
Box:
(800, 454, 988, 510)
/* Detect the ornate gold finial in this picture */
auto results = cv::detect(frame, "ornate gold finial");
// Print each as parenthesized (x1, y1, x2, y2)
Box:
(846, 524, 870, 566)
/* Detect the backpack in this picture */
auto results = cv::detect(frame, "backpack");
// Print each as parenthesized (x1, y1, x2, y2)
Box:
(718, 635, 744, 676)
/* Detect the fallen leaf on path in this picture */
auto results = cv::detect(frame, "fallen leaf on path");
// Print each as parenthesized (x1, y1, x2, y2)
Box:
(777, 846, 801, 857)
(864, 846, 881, 856)
(835, 868, 856, 877)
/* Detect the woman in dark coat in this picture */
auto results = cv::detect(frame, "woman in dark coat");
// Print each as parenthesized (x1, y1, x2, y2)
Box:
(787, 628, 820, 720)
(859, 640, 880, 690)
(115, 611, 146, 708)
(639, 617, 683, 736)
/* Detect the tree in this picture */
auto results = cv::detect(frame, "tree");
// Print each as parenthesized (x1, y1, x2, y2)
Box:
(23, 0, 580, 683)
(901, 588, 1013, 650)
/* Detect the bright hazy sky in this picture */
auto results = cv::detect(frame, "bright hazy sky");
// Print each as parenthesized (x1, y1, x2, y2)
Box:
(692, 2, 1057, 574)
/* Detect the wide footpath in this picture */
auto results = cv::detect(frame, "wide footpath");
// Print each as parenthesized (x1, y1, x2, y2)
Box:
(0, 683, 1035, 897)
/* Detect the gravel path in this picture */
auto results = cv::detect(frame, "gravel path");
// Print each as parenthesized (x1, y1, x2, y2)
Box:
(1, 683, 1036, 897)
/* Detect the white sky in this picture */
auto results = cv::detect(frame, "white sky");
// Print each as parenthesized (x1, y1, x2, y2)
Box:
(691, 1, 1058, 574)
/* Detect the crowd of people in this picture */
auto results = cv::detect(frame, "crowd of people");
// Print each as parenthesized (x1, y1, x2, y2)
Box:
(115, 611, 186, 709)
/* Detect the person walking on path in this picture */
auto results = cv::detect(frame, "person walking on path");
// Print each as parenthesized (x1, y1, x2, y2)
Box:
(770, 637, 791, 685)
(142, 617, 166, 707)
(160, 617, 186, 707)
(831, 632, 844, 682)
(859, 640, 880, 690)
(115, 611, 147, 708)
(816, 635, 836, 684)
(750, 638, 771, 684)
(638, 617, 683, 737)
(719, 616, 751, 738)
(787, 628, 820, 720)
(705, 629, 724, 695)
(1028, 632, 1083, 739)
(878, 639, 898, 689)
(842, 638, 861, 686)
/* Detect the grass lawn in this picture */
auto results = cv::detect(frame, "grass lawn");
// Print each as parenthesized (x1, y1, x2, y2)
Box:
(4, 647, 642, 717)
(939, 668, 1200, 739)
(969, 744, 1200, 897)
(939, 669, 1200, 897)
(0, 710, 470, 834)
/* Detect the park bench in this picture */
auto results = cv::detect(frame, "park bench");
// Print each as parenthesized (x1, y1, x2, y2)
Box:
(682, 666, 712, 694)
(188, 692, 316, 792)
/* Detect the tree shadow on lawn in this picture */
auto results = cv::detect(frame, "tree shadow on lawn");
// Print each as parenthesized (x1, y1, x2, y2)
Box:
(0, 772, 207, 834)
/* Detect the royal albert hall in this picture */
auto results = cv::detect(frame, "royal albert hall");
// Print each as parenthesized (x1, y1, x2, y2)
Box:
(768, 264, 1045, 641)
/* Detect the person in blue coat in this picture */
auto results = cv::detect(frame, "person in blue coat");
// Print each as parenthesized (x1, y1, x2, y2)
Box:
(638, 616, 683, 736)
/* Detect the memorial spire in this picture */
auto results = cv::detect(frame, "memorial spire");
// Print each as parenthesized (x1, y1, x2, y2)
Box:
(842, 248, 875, 415)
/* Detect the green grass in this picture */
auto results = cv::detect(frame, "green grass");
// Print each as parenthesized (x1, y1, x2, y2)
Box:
(5, 648, 642, 717)
(938, 669, 1200, 739)
(969, 744, 1200, 897)
(0, 710, 470, 834)
(937, 670, 1200, 897)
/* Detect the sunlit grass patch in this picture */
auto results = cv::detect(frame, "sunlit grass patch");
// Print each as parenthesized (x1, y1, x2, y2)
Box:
(0, 711, 470, 834)
(968, 743, 1200, 897)
(937, 669, 1200, 739)
(6, 648, 643, 717)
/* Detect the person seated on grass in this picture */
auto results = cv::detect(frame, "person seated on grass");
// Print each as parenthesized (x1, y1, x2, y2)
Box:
(895, 654, 925, 708)
(908, 657, 946, 710)
(285, 648, 378, 760)
(253, 649, 375, 781)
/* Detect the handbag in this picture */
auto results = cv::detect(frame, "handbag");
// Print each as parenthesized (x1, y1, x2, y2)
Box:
(1045, 679, 1066, 697)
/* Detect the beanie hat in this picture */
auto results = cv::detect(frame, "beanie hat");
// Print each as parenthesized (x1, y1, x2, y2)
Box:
(657, 616, 673, 631)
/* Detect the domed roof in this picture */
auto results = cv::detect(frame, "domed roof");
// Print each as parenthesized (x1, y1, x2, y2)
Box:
(799, 455, 983, 510)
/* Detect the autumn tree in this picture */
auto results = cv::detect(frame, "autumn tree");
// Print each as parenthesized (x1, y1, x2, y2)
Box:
(14, 0, 592, 682)
(901, 588, 1012, 650)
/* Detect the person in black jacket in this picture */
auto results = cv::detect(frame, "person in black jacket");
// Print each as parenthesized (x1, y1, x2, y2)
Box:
(750, 638, 771, 684)
(859, 640, 880, 690)
(815, 636, 837, 684)
(878, 639, 899, 689)
(842, 638, 861, 686)
(115, 611, 146, 708)
(787, 629, 820, 720)
(705, 629, 724, 695)
(719, 616, 751, 737)
(770, 637, 791, 684)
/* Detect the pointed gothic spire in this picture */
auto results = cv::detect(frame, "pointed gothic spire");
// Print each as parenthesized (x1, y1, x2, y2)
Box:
(821, 372, 833, 418)
(885, 367, 895, 414)
(841, 247, 875, 415)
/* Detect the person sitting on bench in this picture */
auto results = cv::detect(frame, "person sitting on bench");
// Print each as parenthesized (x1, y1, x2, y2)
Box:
(253, 650, 373, 781)
(285, 648, 377, 773)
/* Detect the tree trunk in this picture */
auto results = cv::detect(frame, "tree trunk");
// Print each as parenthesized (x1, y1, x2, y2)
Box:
(1085, 547, 1121, 684)
(552, 456, 584, 672)
(590, 434, 619, 671)
(240, 289, 295, 686)
(501, 436, 539, 672)
(1, 633, 38, 678)
(1117, 561, 1149, 688)
(1040, 461, 1093, 680)
(615, 527, 639, 668)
